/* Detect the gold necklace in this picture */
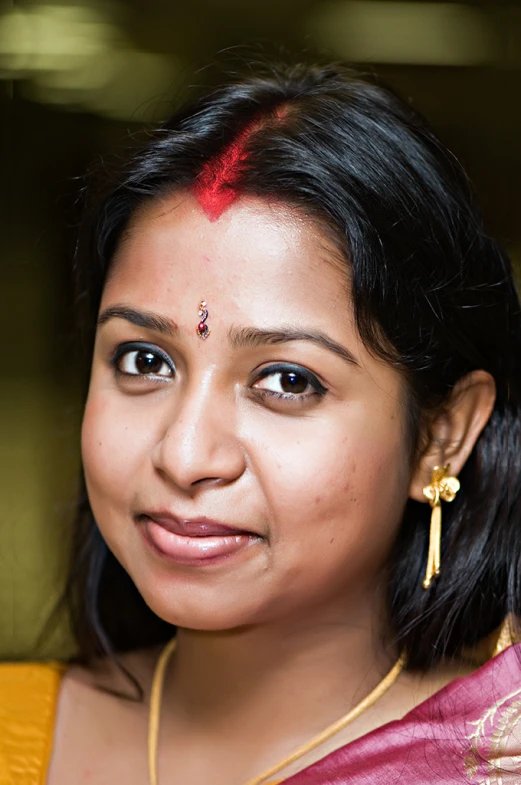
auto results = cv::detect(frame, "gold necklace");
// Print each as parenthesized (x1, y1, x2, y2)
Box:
(148, 637, 405, 785)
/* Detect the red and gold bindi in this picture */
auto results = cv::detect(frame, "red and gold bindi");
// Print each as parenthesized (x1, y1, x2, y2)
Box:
(196, 301, 210, 340)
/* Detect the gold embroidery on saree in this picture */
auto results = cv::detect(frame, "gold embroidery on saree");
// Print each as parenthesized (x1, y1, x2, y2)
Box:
(465, 687, 521, 783)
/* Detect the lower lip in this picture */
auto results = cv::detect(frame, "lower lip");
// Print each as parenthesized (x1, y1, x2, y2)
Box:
(141, 518, 259, 566)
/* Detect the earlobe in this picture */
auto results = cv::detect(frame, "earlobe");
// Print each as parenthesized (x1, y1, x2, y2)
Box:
(408, 370, 496, 503)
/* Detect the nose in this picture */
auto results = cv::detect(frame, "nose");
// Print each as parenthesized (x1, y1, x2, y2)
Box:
(151, 375, 246, 493)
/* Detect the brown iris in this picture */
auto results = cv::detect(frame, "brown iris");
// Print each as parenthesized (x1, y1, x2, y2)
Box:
(280, 372, 308, 394)
(134, 351, 165, 375)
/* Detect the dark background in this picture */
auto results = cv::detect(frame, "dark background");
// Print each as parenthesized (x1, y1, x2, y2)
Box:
(1, 0, 520, 657)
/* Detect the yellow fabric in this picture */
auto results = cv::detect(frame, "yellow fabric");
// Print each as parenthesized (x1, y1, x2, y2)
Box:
(0, 661, 65, 785)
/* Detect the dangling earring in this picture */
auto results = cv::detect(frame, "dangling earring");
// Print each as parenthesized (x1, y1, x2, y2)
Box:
(422, 464, 460, 590)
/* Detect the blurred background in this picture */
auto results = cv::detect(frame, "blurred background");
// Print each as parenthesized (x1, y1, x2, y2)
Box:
(1, 0, 520, 659)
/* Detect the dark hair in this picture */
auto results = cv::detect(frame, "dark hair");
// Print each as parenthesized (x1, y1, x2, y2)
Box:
(58, 59, 521, 675)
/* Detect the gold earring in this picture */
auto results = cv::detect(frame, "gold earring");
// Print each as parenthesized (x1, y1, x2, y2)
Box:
(492, 613, 517, 657)
(422, 464, 460, 590)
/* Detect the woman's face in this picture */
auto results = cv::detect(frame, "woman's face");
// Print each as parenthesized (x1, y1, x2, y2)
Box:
(82, 192, 413, 632)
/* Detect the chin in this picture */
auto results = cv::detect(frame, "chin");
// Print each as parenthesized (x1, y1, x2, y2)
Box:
(134, 576, 267, 632)
(104, 525, 276, 631)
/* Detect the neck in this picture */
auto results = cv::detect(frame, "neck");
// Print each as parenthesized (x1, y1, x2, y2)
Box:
(163, 603, 396, 734)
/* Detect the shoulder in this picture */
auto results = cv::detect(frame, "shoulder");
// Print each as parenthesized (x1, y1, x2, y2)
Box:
(292, 647, 521, 783)
(0, 661, 65, 785)
(0, 647, 162, 785)
(47, 645, 163, 784)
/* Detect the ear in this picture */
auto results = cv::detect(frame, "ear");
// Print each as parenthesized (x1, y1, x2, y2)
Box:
(409, 370, 496, 503)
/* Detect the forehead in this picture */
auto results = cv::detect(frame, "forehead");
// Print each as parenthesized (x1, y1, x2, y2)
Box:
(103, 192, 350, 330)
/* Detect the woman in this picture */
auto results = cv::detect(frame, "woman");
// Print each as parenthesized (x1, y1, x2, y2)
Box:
(2, 60, 521, 784)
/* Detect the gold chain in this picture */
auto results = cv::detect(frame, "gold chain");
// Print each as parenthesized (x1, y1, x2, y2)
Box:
(148, 637, 405, 785)
(148, 637, 177, 785)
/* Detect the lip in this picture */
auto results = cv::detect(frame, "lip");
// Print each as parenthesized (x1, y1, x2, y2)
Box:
(144, 512, 252, 537)
(138, 513, 260, 566)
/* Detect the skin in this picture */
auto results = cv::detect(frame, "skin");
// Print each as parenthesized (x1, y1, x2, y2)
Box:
(47, 192, 495, 785)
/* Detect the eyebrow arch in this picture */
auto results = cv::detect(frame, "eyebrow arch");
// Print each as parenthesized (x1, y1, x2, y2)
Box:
(228, 326, 359, 366)
(97, 305, 178, 336)
(97, 305, 358, 366)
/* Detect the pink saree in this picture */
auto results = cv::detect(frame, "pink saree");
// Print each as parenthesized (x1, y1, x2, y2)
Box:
(283, 644, 521, 784)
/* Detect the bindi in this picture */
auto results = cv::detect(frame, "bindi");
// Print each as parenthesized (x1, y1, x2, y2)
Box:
(196, 301, 210, 340)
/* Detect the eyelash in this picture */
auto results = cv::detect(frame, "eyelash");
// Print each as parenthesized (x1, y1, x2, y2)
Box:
(110, 343, 328, 403)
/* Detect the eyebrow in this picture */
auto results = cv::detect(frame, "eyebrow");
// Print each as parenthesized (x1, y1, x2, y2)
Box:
(97, 305, 358, 366)
(97, 305, 178, 336)
(228, 326, 359, 366)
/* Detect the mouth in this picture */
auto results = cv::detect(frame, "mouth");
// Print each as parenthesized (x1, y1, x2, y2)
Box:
(136, 512, 261, 566)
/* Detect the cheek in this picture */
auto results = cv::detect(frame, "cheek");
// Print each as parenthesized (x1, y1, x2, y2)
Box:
(254, 404, 408, 576)
(81, 390, 150, 505)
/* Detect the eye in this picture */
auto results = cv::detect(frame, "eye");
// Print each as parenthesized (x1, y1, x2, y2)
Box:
(112, 342, 174, 379)
(252, 363, 327, 400)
